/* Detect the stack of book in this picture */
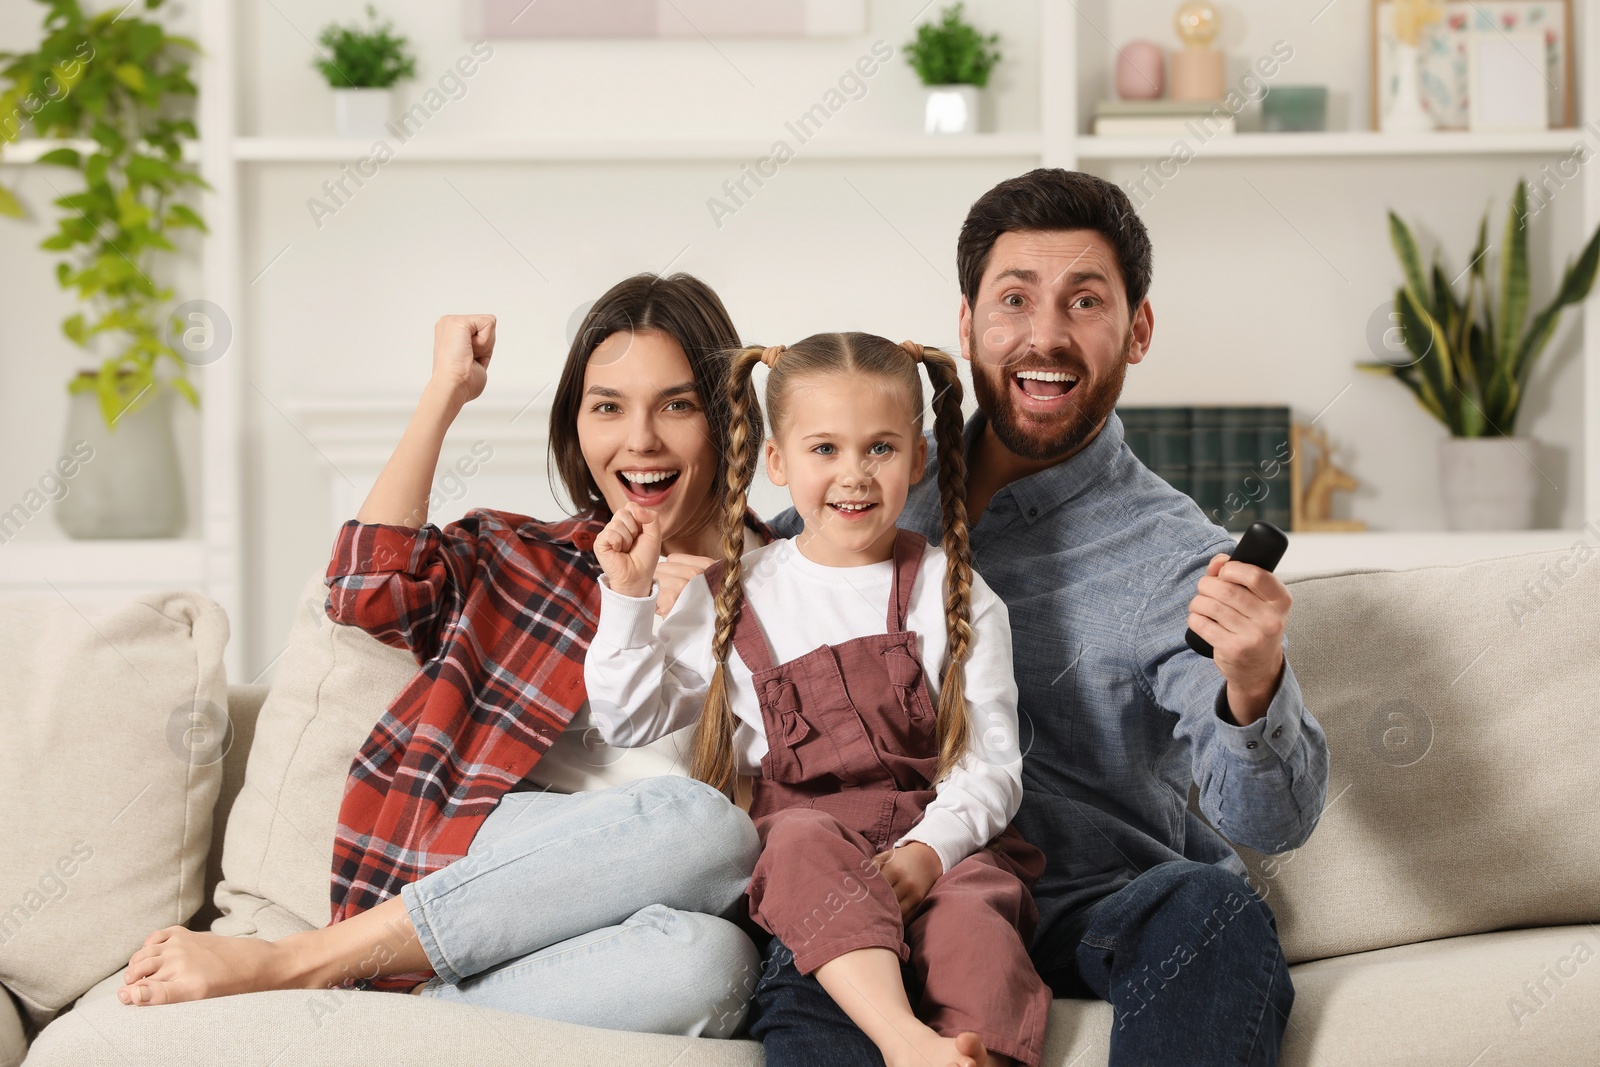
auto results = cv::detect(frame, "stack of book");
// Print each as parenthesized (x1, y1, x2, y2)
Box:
(1117, 406, 1293, 531)
(1092, 99, 1236, 137)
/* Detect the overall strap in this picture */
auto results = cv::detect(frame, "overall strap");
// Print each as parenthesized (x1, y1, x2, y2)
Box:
(887, 529, 929, 633)
(701, 560, 777, 674)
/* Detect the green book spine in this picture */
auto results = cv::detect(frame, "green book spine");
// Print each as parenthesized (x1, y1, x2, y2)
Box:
(1117, 407, 1154, 468)
(1259, 407, 1293, 531)
(1150, 407, 1192, 497)
(1214, 406, 1256, 530)
(1190, 407, 1225, 520)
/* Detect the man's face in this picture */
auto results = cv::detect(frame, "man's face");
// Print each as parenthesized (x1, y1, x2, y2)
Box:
(959, 229, 1153, 463)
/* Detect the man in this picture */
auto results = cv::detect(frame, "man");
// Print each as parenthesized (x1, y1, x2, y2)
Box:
(751, 168, 1329, 1066)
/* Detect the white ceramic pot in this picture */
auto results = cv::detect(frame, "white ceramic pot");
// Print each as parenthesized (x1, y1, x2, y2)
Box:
(924, 85, 981, 135)
(1437, 436, 1539, 530)
(333, 88, 393, 139)
(55, 374, 185, 539)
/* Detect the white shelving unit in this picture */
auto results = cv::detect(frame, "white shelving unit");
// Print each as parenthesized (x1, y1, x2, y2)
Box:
(1075, 129, 1592, 160)
(231, 132, 1045, 161)
(5, 2, 1598, 676)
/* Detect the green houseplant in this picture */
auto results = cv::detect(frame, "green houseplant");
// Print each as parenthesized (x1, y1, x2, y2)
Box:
(0, 0, 205, 538)
(903, 3, 1001, 135)
(1358, 181, 1600, 528)
(0, 0, 206, 428)
(314, 5, 416, 138)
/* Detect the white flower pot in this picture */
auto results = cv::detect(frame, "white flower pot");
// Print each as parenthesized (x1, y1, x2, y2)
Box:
(924, 85, 981, 135)
(1437, 437, 1539, 530)
(333, 88, 393, 139)
(55, 376, 185, 539)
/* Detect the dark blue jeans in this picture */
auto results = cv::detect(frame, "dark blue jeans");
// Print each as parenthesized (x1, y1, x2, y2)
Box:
(746, 860, 1293, 1067)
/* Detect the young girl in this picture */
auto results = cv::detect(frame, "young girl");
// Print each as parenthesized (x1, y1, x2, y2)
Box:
(585, 333, 1049, 1067)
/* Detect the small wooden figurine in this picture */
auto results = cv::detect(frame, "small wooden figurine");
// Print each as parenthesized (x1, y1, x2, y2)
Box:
(1291, 423, 1367, 532)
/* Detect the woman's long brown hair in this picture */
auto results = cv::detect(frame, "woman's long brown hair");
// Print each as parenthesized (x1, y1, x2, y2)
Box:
(688, 333, 974, 794)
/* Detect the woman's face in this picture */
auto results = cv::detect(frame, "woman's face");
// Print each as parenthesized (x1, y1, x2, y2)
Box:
(576, 329, 721, 554)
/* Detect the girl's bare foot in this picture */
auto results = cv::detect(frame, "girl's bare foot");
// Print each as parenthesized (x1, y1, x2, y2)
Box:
(886, 1030, 991, 1067)
(116, 927, 335, 1006)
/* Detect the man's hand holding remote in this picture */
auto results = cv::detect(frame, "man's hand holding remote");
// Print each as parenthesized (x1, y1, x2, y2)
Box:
(1186, 523, 1293, 727)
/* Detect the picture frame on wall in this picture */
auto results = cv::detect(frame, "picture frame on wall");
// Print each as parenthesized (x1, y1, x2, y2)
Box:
(1369, 0, 1573, 130)
(465, 0, 868, 39)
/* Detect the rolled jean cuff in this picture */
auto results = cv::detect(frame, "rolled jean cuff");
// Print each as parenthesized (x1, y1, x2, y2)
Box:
(400, 879, 463, 985)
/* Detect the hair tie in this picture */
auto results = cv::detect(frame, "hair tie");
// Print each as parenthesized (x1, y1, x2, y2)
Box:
(899, 340, 925, 362)
(760, 344, 786, 368)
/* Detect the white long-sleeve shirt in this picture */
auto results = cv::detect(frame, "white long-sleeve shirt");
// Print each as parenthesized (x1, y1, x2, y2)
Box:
(584, 536, 1023, 873)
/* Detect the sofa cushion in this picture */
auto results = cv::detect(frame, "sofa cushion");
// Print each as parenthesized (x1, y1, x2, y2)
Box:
(190, 682, 270, 933)
(0, 591, 228, 1026)
(0, 987, 25, 1067)
(1281, 925, 1599, 1065)
(1249, 545, 1600, 963)
(211, 574, 418, 938)
(28, 983, 768, 1067)
(34, 926, 1598, 1066)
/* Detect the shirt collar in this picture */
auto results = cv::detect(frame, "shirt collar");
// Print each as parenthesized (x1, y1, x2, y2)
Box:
(964, 408, 1126, 524)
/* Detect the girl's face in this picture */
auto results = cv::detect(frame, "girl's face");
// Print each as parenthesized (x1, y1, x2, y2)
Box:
(576, 329, 721, 555)
(764, 372, 927, 568)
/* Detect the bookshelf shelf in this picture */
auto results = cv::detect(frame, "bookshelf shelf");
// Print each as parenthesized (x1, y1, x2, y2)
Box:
(230, 133, 1045, 163)
(0, 538, 208, 590)
(1074, 130, 1590, 161)
(0, 139, 203, 165)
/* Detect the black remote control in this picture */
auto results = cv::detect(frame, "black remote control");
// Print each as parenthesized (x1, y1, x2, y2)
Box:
(1185, 521, 1289, 659)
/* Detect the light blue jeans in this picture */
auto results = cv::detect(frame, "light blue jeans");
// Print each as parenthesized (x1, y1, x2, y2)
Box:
(399, 775, 762, 1038)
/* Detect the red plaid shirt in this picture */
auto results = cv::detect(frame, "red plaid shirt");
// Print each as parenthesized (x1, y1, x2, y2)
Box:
(324, 508, 604, 990)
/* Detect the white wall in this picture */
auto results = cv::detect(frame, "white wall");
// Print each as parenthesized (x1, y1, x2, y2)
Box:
(1, 0, 1592, 682)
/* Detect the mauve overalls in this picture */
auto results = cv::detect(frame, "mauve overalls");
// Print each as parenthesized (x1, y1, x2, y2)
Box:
(705, 530, 1051, 1067)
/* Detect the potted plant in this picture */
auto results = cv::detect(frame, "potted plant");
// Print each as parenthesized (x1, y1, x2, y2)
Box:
(1358, 181, 1600, 530)
(0, 0, 207, 539)
(314, 5, 417, 139)
(903, 3, 1001, 136)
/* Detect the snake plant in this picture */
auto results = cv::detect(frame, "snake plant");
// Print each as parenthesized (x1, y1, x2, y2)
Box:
(1359, 180, 1600, 437)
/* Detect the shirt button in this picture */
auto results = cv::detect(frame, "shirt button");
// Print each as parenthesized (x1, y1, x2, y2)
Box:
(1272, 727, 1283, 739)
(1246, 740, 1259, 750)
(1028, 507, 1038, 518)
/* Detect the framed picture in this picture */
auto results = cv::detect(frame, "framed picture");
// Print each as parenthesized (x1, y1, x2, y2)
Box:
(1468, 31, 1549, 131)
(1369, 0, 1573, 130)
(466, 0, 868, 40)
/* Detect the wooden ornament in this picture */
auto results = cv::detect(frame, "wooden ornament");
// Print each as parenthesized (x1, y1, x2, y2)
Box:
(1290, 423, 1367, 532)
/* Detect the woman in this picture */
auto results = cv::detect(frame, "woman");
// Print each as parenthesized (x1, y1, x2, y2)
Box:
(115, 274, 772, 1038)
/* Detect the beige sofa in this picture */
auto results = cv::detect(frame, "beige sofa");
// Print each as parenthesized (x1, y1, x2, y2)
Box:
(4, 545, 1598, 1066)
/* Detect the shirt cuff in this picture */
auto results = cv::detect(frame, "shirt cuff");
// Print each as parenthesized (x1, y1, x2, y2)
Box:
(1212, 663, 1306, 764)
(596, 574, 659, 650)
(326, 519, 439, 579)
(895, 808, 974, 874)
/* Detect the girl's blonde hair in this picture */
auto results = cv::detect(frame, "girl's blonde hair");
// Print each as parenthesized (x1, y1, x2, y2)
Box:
(689, 332, 974, 795)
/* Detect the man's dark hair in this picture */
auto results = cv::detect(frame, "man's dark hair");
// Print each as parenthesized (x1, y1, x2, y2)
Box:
(957, 168, 1153, 315)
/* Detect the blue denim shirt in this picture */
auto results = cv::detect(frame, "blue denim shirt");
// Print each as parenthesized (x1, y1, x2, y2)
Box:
(768, 410, 1329, 939)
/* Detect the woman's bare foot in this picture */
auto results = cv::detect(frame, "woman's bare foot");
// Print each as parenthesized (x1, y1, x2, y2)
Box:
(116, 894, 430, 1007)
(116, 927, 335, 1006)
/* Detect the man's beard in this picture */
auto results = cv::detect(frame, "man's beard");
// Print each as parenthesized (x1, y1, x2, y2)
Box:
(967, 323, 1132, 463)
